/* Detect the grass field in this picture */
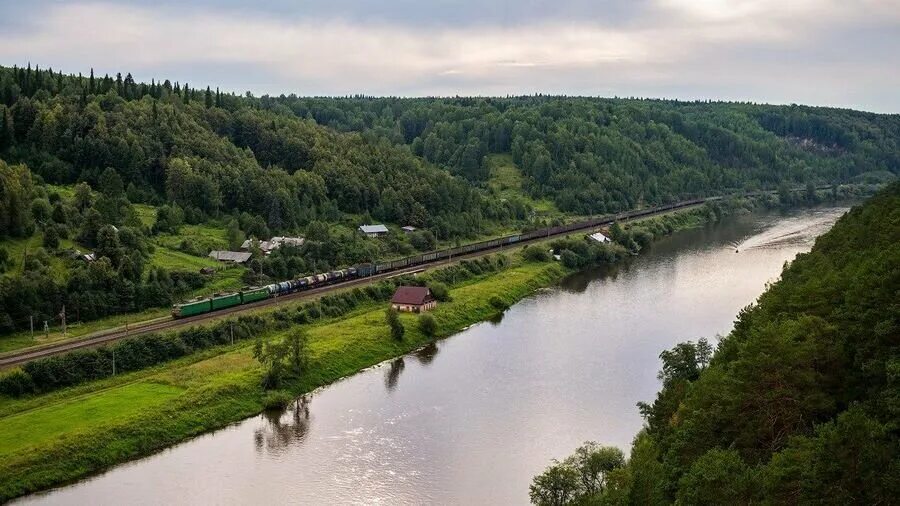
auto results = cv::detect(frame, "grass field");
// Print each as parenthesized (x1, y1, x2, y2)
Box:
(149, 245, 220, 271)
(486, 154, 560, 215)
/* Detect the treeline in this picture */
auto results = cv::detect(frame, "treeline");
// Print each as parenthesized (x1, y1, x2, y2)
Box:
(0, 64, 523, 237)
(274, 96, 900, 214)
(530, 182, 900, 504)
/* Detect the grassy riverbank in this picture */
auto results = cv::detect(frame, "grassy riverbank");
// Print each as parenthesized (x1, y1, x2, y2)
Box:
(0, 202, 747, 500)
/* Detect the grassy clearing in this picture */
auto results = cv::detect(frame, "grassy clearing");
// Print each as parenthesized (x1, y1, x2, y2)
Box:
(155, 223, 230, 253)
(0, 234, 74, 281)
(149, 245, 220, 271)
(133, 204, 157, 228)
(0, 382, 183, 455)
(486, 154, 559, 215)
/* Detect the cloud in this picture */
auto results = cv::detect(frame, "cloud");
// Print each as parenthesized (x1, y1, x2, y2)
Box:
(0, 1, 898, 111)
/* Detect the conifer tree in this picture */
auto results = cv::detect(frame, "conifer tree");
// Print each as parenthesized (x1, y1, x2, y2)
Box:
(204, 86, 212, 108)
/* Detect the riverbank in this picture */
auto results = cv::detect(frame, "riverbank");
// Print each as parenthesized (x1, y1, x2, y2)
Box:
(0, 201, 822, 501)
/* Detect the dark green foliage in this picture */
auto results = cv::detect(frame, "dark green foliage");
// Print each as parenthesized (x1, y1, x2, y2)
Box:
(418, 313, 437, 337)
(262, 390, 294, 410)
(427, 281, 450, 302)
(281, 96, 900, 213)
(523, 245, 551, 262)
(529, 442, 626, 505)
(0, 315, 269, 396)
(386, 307, 404, 341)
(548, 183, 900, 504)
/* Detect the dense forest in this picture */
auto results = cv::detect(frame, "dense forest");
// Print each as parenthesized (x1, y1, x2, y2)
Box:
(530, 183, 900, 504)
(278, 96, 900, 213)
(0, 63, 897, 335)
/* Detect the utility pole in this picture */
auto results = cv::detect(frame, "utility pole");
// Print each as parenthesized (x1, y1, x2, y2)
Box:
(230, 321, 234, 345)
(44, 321, 49, 339)
(112, 349, 116, 376)
(30, 315, 33, 340)
(60, 305, 66, 336)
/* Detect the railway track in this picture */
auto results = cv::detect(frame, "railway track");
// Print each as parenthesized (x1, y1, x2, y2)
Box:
(0, 196, 722, 368)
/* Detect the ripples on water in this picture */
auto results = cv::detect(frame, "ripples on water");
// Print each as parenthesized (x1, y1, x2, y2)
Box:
(17, 205, 850, 506)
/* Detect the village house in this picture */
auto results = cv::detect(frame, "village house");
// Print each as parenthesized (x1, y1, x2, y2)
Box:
(390, 286, 437, 313)
(401, 226, 417, 233)
(359, 224, 389, 238)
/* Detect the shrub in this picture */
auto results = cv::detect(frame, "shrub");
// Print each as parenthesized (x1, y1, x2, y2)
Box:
(418, 313, 438, 337)
(490, 295, 509, 310)
(0, 369, 36, 397)
(523, 245, 551, 262)
(428, 281, 451, 302)
(386, 307, 405, 341)
(262, 390, 294, 410)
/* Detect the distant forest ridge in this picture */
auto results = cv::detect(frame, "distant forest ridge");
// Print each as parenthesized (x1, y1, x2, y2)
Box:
(1, 63, 898, 226)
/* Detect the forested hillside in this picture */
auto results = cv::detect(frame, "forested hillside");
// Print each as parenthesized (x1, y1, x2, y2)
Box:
(280, 96, 900, 213)
(530, 183, 900, 505)
(0, 63, 896, 336)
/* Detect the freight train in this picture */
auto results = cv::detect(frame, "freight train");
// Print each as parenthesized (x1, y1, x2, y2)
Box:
(171, 197, 710, 318)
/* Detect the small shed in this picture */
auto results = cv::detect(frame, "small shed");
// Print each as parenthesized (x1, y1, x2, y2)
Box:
(588, 231, 611, 244)
(208, 250, 252, 264)
(359, 224, 389, 238)
(390, 286, 437, 313)
(401, 226, 417, 234)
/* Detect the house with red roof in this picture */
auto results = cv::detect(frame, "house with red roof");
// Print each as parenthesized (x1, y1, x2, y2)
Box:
(390, 286, 437, 313)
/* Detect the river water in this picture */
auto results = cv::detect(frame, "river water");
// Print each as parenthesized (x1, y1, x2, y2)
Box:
(20, 206, 849, 505)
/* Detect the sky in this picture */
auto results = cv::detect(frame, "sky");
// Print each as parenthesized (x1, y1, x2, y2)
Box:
(0, 0, 898, 112)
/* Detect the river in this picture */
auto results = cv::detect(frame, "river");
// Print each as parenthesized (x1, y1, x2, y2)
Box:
(19, 205, 849, 505)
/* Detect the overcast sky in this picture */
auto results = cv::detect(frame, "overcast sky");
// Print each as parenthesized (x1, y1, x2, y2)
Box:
(1, 0, 898, 112)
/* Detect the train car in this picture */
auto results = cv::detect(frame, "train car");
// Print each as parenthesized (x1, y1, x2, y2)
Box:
(347, 267, 358, 278)
(357, 263, 376, 277)
(211, 293, 242, 311)
(172, 298, 212, 318)
(265, 283, 279, 295)
(240, 287, 269, 304)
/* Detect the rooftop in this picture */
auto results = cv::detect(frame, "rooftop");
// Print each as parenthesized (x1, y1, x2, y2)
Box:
(588, 231, 611, 243)
(359, 224, 389, 234)
(390, 286, 434, 305)
(208, 250, 253, 263)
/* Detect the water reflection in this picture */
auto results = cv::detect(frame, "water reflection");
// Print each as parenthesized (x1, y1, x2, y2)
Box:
(413, 342, 439, 365)
(384, 357, 406, 391)
(253, 397, 311, 454)
(488, 311, 505, 325)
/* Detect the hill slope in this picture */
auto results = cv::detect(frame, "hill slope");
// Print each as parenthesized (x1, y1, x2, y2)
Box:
(531, 183, 900, 504)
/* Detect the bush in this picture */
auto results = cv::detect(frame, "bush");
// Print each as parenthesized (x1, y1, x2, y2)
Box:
(427, 281, 451, 302)
(262, 390, 294, 410)
(0, 369, 36, 397)
(490, 295, 509, 310)
(523, 245, 551, 262)
(418, 313, 438, 337)
(386, 307, 405, 341)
